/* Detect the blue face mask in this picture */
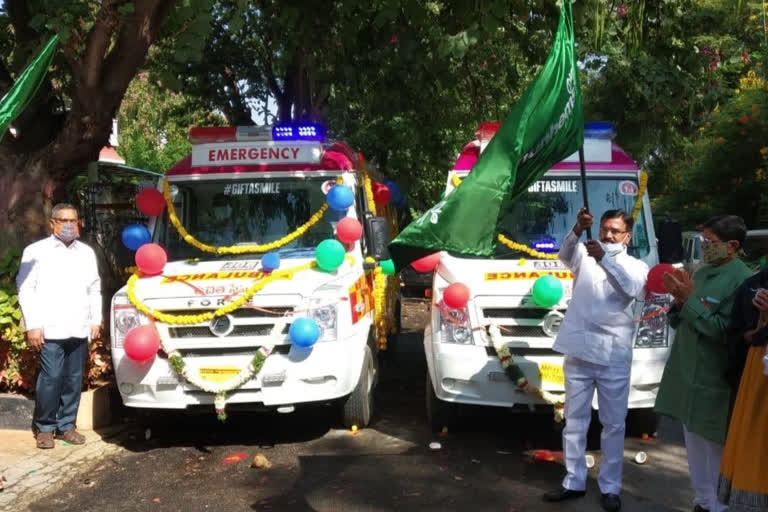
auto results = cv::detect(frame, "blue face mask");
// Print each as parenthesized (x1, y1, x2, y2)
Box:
(55, 224, 78, 243)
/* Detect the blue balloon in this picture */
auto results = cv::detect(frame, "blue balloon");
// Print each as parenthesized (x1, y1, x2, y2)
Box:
(326, 185, 354, 211)
(289, 317, 320, 348)
(261, 252, 280, 272)
(384, 180, 403, 202)
(121, 224, 151, 251)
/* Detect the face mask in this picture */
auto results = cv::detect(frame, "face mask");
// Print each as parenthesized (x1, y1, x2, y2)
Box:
(702, 241, 729, 264)
(55, 223, 78, 243)
(599, 240, 626, 256)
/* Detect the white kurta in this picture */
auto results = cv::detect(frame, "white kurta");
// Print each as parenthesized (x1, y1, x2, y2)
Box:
(552, 230, 648, 495)
(16, 236, 102, 339)
(553, 231, 648, 366)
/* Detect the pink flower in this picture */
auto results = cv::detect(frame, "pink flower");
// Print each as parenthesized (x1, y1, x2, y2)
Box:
(618, 3, 628, 17)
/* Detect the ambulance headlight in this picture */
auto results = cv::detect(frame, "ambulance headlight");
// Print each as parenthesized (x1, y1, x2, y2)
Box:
(304, 303, 337, 341)
(111, 294, 143, 349)
(439, 306, 473, 344)
(635, 295, 670, 348)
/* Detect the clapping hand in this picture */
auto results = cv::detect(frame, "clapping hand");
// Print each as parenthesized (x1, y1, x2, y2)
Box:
(663, 268, 695, 305)
(753, 289, 768, 328)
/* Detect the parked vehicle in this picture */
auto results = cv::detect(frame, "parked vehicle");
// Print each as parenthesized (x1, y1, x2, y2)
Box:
(110, 124, 400, 427)
(424, 122, 673, 434)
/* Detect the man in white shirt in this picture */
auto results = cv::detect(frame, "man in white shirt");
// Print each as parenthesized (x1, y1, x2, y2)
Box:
(542, 208, 648, 512)
(16, 203, 102, 449)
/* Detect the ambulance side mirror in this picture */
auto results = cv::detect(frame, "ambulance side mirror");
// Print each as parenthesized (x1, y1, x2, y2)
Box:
(365, 216, 391, 261)
(657, 219, 683, 263)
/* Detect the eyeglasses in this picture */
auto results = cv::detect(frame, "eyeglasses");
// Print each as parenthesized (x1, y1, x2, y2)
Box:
(599, 227, 628, 236)
(52, 218, 79, 224)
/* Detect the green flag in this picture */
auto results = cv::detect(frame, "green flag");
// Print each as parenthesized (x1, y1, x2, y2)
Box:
(0, 35, 59, 142)
(389, 2, 583, 268)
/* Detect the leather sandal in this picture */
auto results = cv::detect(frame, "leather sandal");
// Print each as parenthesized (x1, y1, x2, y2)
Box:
(56, 429, 86, 445)
(36, 431, 55, 449)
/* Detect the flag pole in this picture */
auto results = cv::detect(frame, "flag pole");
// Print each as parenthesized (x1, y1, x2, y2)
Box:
(578, 145, 592, 239)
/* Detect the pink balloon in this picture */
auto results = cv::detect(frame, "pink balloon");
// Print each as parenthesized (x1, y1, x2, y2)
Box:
(411, 252, 441, 273)
(136, 188, 166, 217)
(123, 325, 160, 363)
(135, 243, 167, 276)
(443, 282, 470, 309)
(372, 182, 392, 204)
(336, 217, 363, 244)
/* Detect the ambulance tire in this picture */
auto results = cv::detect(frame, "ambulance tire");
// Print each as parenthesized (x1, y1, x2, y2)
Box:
(342, 347, 375, 428)
(426, 370, 457, 433)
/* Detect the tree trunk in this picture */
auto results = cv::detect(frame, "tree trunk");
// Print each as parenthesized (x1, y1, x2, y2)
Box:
(0, 155, 59, 250)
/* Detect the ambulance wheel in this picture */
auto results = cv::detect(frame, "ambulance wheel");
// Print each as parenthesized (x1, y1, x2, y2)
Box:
(342, 347, 375, 428)
(426, 370, 457, 433)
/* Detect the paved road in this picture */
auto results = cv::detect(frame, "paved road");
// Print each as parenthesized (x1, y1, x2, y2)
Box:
(26, 328, 693, 512)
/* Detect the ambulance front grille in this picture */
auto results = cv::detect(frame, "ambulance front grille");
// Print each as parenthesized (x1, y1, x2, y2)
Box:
(157, 307, 294, 319)
(167, 324, 291, 339)
(495, 325, 550, 338)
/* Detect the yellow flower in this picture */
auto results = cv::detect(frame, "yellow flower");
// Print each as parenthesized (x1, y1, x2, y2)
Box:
(750, 14, 758, 21)
(715, 137, 726, 144)
(761, 147, 768, 157)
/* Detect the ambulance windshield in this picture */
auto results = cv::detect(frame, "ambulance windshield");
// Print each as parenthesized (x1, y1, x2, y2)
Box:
(493, 177, 650, 259)
(156, 177, 348, 259)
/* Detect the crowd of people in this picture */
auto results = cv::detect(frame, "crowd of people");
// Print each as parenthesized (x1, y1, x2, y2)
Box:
(14, 203, 768, 511)
(544, 209, 768, 512)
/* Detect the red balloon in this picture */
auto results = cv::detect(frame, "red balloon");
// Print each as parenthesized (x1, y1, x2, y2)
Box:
(411, 252, 441, 273)
(336, 217, 363, 244)
(135, 243, 167, 275)
(123, 325, 160, 363)
(136, 188, 166, 217)
(443, 282, 470, 309)
(372, 182, 392, 204)
(647, 263, 676, 294)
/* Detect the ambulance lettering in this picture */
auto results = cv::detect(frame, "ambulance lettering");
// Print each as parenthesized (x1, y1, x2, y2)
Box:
(484, 271, 574, 281)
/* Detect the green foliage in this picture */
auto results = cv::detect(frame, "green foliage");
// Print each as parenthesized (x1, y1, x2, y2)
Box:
(579, 0, 768, 228)
(0, 248, 36, 392)
(118, 74, 225, 173)
(655, 83, 768, 227)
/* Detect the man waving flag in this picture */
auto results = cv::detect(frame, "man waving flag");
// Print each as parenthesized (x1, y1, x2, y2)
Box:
(389, 1, 584, 269)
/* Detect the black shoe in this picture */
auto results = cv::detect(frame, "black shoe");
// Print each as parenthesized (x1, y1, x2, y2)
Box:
(542, 487, 586, 502)
(693, 506, 709, 512)
(601, 493, 621, 512)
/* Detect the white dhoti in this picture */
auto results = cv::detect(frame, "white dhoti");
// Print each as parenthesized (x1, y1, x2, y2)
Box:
(561, 355, 631, 495)
(683, 425, 727, 512)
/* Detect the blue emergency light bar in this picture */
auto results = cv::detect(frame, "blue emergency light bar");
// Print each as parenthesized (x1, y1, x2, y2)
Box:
(272, 123, 326, 141)
(533, 237, 559, 253)
(584, 121, 616, 139)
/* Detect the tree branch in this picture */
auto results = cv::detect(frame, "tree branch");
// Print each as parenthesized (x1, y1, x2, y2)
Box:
(78, 0, 121, 88)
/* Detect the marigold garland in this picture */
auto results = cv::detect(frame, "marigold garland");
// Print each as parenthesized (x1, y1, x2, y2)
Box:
(631, 171, 648, 222)
(497, 234, 560, 260)
(372, 267, 389, 350)
(163, 178, 341, 255)
(127, 261, 317, 325)
(488, 324, 565, 422)
(360, 159, 377, 215)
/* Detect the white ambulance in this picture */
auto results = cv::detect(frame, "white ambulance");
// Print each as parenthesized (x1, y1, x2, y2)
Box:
(110, 124, 400, 427)
(425, 122, 674, 433)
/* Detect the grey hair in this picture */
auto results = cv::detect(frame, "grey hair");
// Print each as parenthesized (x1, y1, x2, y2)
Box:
(51, 203, 79, 219)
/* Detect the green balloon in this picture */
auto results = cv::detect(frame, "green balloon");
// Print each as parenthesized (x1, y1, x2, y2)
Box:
(531, 275, 563, 308)
(315, 239, 346, 272)
(380, 259, 396, 275)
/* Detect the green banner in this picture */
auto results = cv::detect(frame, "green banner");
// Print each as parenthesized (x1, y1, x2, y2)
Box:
(0, 35, 59, 142)
(389, 2, 583, 269)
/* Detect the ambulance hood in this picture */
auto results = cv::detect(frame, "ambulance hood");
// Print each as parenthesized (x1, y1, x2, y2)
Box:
(434, 252, 573, 299)
(129, 256, 353, 302)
